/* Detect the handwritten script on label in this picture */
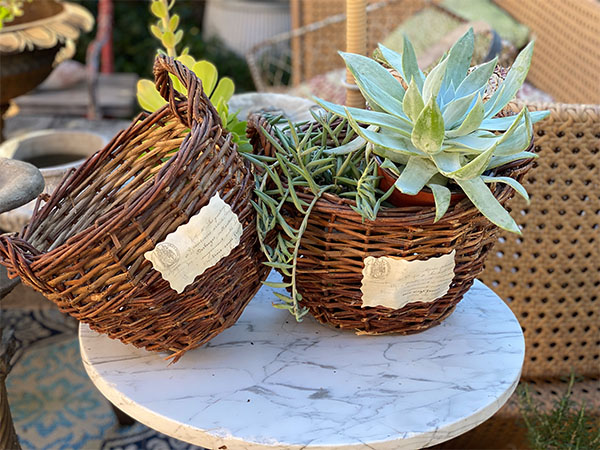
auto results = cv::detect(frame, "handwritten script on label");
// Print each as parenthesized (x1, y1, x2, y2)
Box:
(360, 251, 456, 309)
(144, 193, 243, 293)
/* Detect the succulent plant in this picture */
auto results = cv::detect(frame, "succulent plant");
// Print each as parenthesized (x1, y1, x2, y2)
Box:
(316, 29, 549, 233)
(136, 0, 250, 152)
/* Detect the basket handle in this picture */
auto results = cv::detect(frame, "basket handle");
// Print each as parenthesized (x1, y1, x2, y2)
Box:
(0, 234, 46, 292)
(152, 54, 220, 129)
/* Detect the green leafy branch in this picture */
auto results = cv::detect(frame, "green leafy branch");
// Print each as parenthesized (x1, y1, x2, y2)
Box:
(137, 0, 250, 152)
(0, 0, 31, 29)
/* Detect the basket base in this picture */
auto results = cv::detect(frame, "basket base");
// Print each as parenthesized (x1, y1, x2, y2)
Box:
(303, 298, 460, 335)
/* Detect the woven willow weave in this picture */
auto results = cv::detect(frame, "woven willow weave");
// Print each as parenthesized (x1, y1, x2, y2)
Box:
(0, 56, 269, 361)
(248, 114, 533, 334)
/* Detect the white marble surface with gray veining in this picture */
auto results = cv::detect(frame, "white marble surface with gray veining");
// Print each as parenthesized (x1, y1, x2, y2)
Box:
(79, 275, 524, 450)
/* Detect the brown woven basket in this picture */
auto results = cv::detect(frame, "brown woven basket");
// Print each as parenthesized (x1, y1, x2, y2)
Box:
(0, 55, 269, 361)
(248, 114, 534, 335)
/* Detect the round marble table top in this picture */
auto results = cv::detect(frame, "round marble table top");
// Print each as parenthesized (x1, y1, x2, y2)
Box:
(80, 278, 524, 450)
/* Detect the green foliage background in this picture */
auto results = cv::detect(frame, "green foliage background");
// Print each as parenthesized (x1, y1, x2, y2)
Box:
(71, 0, 255, 92)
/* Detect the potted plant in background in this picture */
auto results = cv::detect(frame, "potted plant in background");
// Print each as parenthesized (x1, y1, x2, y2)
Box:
(246, 29, 548, 331)
(0, 0, 93, 140)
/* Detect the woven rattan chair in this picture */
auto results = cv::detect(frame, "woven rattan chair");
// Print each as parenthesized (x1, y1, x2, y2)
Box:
(438, 1, 600, 447)
(247, 0, 434, 91)
(436, 101, 600, 449)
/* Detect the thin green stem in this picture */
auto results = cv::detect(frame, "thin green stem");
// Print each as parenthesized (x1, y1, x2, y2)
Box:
(160, 0, 176, 57)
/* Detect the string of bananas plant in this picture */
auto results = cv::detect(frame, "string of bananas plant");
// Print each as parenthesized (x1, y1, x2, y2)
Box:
(244, 111, 392, 320)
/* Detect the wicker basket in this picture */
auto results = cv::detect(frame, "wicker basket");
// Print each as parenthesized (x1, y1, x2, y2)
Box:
(248, 114, 534, 334)
(0, 55, 270, 362)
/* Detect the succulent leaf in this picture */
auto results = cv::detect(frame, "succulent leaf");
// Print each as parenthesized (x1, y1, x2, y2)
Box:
(150, 0, 167, 18)
(316, 97, 412, 136)
(442, 141, 497, 180)
(411, 97, 445, 154)
(136, 79, 167, 111)
(442, 90, 480, 127)
(394, 156, 438, 195)
(192, 60, 218, 96)
(427, 183, 451, 222)
(431, 152, 461, 174)
(482, 176, 530, 203)
(402, 37, 425, 89)
(211, 77, 235, 106)
(440, 81, 456, 107)
(484, 41, 535, 118)
(455, 57, 498, 98)
(340, 51, 406, 106)
(422, 55, 449, 102)
(443, 28, 475, 92)
(457, 177, 521, 234)
(324, 135, 366, 155)
(378, 43, 424, 90)
(481, 110, 549, 130)
(346, 108, 426, 156)
(373, 147, 410, 165)
(403, 79, 425, 123)
(445, 93, 484, 138)
(445, 133, 499, 152)
(487, 151, 537, 169)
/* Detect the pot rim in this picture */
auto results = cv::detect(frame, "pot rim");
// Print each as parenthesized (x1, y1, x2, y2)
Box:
(0, 129, 107, 177)
(373, 136, 535, 197)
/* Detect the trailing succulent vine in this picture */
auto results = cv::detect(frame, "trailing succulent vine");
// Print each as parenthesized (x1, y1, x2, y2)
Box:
(136, 0, 250, 152)
(244, 111, 393, 320)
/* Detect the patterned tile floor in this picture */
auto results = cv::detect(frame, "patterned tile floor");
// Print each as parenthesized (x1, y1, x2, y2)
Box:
(2, 284, 205, 450)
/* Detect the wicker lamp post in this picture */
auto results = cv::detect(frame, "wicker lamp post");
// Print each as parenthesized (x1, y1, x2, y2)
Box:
(345, 0, 366, 108)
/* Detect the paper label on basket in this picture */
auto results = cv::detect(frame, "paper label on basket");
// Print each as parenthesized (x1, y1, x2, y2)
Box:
(144, 193, 243, 293)
(360, 250, 456, 309)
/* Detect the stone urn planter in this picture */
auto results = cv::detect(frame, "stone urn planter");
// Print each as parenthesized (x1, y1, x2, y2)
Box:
(0, 0, 93, 140)
(0, 130, 106, 232)
(0, 157, 44, 450)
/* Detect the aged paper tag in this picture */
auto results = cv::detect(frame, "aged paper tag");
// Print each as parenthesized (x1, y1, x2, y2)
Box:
(360, 250, 456, 309)
(144, 193, 243, 293)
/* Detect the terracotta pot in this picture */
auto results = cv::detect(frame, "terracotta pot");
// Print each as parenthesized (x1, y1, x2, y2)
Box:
(376, 158, 466, 207)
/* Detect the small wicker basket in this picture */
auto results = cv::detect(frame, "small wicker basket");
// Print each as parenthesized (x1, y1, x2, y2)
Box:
(248, 113, 533, 335)
(0, 56, 270, 361)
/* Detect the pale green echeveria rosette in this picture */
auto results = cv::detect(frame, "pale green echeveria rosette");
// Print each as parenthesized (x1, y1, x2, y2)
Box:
(316, 28, 550, 234)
